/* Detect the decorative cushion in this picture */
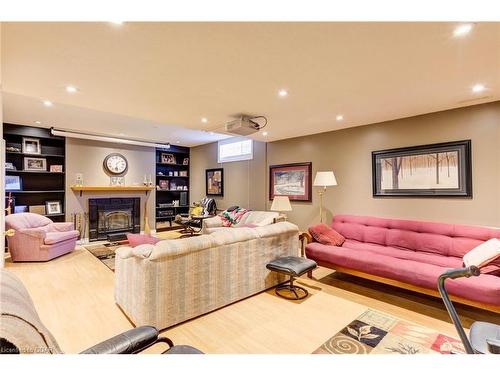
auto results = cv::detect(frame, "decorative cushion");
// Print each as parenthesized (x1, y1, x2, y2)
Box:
(126, 233, 160, 247)
(309, 223, 345, 246)
(463, 238, 500, 268)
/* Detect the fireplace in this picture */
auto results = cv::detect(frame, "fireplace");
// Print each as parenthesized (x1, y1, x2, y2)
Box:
(88, 198, 140, 242)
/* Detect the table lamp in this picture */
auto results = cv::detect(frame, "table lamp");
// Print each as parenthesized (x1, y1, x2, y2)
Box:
(270, 195, 292, 221)
(313, 171, 337, 223)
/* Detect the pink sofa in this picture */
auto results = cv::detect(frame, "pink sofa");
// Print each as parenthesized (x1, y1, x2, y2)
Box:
(5, 213, 79, 262)
(305, 215, 500, 312)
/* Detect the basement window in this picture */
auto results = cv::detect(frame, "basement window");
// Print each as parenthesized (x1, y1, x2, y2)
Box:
(217, 137, 253, 163)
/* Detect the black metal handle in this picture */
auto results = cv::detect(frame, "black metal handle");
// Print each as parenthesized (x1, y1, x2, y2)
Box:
(437, 266, 481, 354)
(440, 266, 480, 280)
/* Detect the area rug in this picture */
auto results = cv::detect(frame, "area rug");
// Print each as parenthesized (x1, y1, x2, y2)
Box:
(313, 309, 465, 354)
(84, 242, 127, 271)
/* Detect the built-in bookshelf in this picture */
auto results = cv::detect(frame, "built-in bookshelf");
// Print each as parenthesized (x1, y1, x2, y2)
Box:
(155, 145, 190, 232)
(3, 124, 66, 222)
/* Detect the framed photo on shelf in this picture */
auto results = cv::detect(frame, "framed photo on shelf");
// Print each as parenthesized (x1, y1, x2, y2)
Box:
(160, 153, 176, 164)
(269, 162, 312, 201)
(29, 205, 46, 215)
(372, 140, 472, 197)
(45, 201, 62, 215)
(24, 157, 47, 171)
(110, 176, 125, 186)
(206, 168, 224, 196)
(14, 205, 29, 214)
(5, 175, 22, 191)
(22, 137, 42, 154)
(50, 165, 63, 172)
(5, 162, 16, 170)
(159, 180, 169, 189)
(183, 158, 189, 165)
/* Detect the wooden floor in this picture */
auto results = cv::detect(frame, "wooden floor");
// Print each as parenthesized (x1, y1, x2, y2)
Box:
(5, 247, 500, 353)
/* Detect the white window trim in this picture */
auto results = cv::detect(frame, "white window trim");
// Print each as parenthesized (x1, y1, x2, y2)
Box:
(217, 137, 254, 163)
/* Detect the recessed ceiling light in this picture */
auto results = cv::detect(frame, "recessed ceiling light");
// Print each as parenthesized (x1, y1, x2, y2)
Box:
(472, 83, 486, 93)
(278, 89, 288, 97)
(201, 117, 208, 123)
(110, 21, 124, 25)
(453, 23, 473, 37)
(43, 100, 53, 107)
(65, 85, 78, 93)
(336, 115, 344, 121)
(176, 140, 181, 144)
(262, 131, 268, 136)
(34, 121, 41, 124)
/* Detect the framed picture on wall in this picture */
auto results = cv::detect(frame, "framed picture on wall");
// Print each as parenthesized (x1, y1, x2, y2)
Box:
(269, 162, 312, 201)
(372, 140, 472, 197)
(206, 168, 224, 196)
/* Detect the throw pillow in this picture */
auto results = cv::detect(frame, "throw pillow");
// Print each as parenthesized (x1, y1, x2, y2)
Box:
(463, 238, 500, 268)
(309, 223, 345, 246)
(126, 233, 160, 247)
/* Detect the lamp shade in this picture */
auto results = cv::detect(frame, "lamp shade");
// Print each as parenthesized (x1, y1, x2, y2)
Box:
(270, 196, 292, 212)
(313, 171, 338, 187)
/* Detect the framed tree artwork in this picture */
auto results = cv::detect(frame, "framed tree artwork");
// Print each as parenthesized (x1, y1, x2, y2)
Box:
(269, 162, 312, 201)
(372, 140, 472, 197)
(206, 168, 224, 196)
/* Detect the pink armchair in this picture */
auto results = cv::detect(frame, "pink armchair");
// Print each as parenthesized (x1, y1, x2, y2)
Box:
(5, 213, 79, 262)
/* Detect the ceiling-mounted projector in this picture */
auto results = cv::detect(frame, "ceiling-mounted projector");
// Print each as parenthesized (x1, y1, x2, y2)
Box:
(224, 115, 267, 136)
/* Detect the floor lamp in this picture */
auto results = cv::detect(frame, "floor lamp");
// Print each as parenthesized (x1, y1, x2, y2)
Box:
(313, 171, 337, 223)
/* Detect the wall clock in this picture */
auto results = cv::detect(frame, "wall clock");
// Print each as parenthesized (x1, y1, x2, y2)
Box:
(103, 153, 128, 175)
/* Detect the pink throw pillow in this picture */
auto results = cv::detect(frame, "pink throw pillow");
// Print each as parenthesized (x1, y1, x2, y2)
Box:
(309, 223, 345, 246)
(126, 233, 160, 247)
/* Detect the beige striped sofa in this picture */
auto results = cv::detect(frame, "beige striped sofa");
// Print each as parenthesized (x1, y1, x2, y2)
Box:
(114, 221, 299, 330)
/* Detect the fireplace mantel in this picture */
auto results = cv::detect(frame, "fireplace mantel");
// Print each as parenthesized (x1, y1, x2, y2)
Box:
(71, 185, 154, 197)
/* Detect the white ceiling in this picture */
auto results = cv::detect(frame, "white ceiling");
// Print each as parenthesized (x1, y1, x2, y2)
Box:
(2, 22, 499, 146)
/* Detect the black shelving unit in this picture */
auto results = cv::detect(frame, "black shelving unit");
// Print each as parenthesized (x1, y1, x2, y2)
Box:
(4, 123, 66, 222)
(155, 145, 190, 232)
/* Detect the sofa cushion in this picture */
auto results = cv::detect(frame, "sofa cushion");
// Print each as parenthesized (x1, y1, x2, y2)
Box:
(309, 223, 345, 246)
(463, 238, 500, 268)
(342, 240, 462, 268)
(126, 233, 160, 247)
(331, 215, 500, 258)
(5, 212, 53, 230)
(43, 230, 79, 245)
(305, 242, 500, 306)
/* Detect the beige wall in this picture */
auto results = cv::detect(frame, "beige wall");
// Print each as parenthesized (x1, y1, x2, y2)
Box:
(65, 138, 156, 238)
(190, 140, 267, 211)
(267, 102, 500, 230)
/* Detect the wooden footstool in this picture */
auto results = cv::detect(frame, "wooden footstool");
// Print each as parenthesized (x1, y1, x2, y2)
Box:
(266, 256, 317, 300)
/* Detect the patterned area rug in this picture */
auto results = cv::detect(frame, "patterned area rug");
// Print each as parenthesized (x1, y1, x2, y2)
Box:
(313, 309, 465, 354)
(85, 242, 126, 271)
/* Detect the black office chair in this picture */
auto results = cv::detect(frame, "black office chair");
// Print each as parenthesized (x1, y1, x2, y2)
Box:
(437, 266, 500, 354)
(80, 326, 203, 354)
(175, 198, 217, 237)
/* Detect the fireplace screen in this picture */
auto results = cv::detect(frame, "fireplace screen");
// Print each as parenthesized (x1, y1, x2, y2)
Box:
(89, 198, 140, 241)
(100, 210, 133, 232)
